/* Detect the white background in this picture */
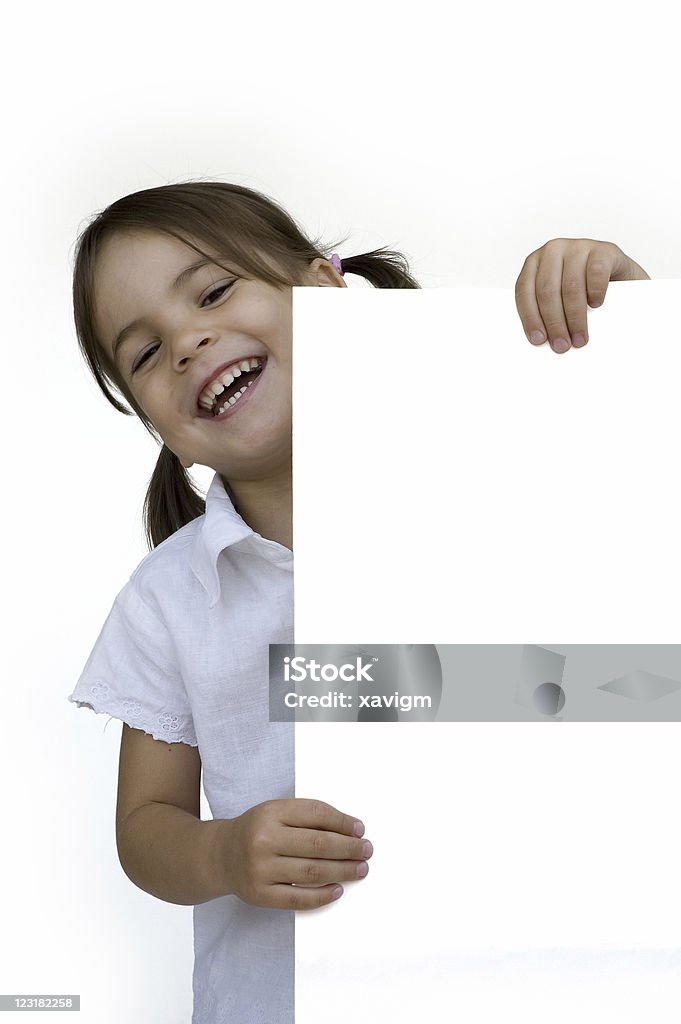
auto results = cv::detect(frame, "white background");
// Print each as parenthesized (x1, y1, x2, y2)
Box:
(3, 1, 681, 1021)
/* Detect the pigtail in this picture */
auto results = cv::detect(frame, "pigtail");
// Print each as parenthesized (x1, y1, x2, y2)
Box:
(340, 246, 421, 289)
(143, 444, 206, 551)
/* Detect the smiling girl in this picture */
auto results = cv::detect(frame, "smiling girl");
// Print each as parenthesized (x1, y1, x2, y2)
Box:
(66, 181, 648, 1023)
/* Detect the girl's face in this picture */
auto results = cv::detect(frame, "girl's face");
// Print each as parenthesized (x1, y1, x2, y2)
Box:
(92, 229, 344, 479)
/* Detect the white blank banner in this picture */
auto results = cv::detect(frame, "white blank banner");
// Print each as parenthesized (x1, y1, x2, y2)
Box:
(292, 282, 681, 1024)
(293, 280, 680, 643)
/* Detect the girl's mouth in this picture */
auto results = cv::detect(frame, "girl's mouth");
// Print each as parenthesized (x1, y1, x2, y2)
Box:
(196, 357, 266, 420)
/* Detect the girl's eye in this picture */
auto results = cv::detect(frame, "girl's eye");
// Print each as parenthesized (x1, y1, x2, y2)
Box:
(132, 343, 160, 372)
(201, 280, 235, 307)
(130, 281, 236, 372)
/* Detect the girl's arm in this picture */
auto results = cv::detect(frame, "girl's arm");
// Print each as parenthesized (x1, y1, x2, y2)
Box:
(115, 724, 371, 909)
(116, 724, 221, 906)
(118, 802, 226, 906)
(515, 238, 650, 354)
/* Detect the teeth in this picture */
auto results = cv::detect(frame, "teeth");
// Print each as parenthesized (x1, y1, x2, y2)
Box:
(214, 383, 255, 416)
(198, 358, 262, 409)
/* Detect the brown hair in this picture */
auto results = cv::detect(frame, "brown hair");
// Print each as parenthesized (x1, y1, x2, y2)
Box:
(71, 180, 420, 549)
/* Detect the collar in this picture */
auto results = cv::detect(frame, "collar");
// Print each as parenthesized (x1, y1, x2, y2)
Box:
(190, 472, 293, 608)
(190, 472, 255, 608)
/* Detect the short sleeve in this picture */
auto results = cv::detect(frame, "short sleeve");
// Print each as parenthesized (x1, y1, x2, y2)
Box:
(67, 579, 198, 747)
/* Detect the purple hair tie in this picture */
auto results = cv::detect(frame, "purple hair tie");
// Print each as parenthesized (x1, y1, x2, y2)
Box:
(329, 253, 345, 276)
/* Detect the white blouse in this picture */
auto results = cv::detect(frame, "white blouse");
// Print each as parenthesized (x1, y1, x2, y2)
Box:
(67, 470, 294, 1023)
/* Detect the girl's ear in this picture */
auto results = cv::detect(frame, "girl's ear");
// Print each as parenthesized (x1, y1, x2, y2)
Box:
(307, 257, 347, 288)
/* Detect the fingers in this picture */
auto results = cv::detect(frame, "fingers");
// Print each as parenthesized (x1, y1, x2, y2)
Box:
(263, 848, 371, 910)
(514, 252, 547, 347)
(278, 824, 373, 863)
(584, 251, 612, 308)
(245, 845, 370, 910)
(238, 799, 374, 912)
(516, 245, 587, 354)
(534, 248, 581, 352)
(559, 251, 590, 347)
(517, 239, 649, 353)
(275, 854, 370, 887)
(267, 882, 346, 911)
(277, 798, 365, 838)
(515, 250, 572, 352)
(515, 239, 634, 354)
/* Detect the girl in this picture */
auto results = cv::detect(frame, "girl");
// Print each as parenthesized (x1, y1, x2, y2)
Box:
(66, 181, 649, 1023)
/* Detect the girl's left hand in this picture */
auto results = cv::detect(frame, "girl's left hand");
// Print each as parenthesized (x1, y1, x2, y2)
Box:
(515, 238, 650, 354)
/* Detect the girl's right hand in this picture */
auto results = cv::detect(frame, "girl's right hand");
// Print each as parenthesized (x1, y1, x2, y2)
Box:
(217, 798, 373, 910)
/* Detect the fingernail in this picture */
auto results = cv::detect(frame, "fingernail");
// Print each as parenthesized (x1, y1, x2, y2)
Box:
(552, 338, 570, 353)
(529, 331, 545, 345)
(362, 840, 373, 858)
(354, 821, 365, 837)
(357, 862, 369, 878)
(332, 886, 343, 900)
(572, 334, 587, 348)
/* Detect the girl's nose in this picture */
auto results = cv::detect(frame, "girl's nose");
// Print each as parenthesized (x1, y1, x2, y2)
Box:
(172, 330, 216, 367)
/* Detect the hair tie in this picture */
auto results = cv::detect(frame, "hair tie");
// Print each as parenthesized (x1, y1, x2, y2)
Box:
(329, 253, 345, 276)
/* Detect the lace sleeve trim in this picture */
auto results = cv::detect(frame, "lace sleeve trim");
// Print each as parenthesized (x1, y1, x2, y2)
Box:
(69, 680, 198, 747)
